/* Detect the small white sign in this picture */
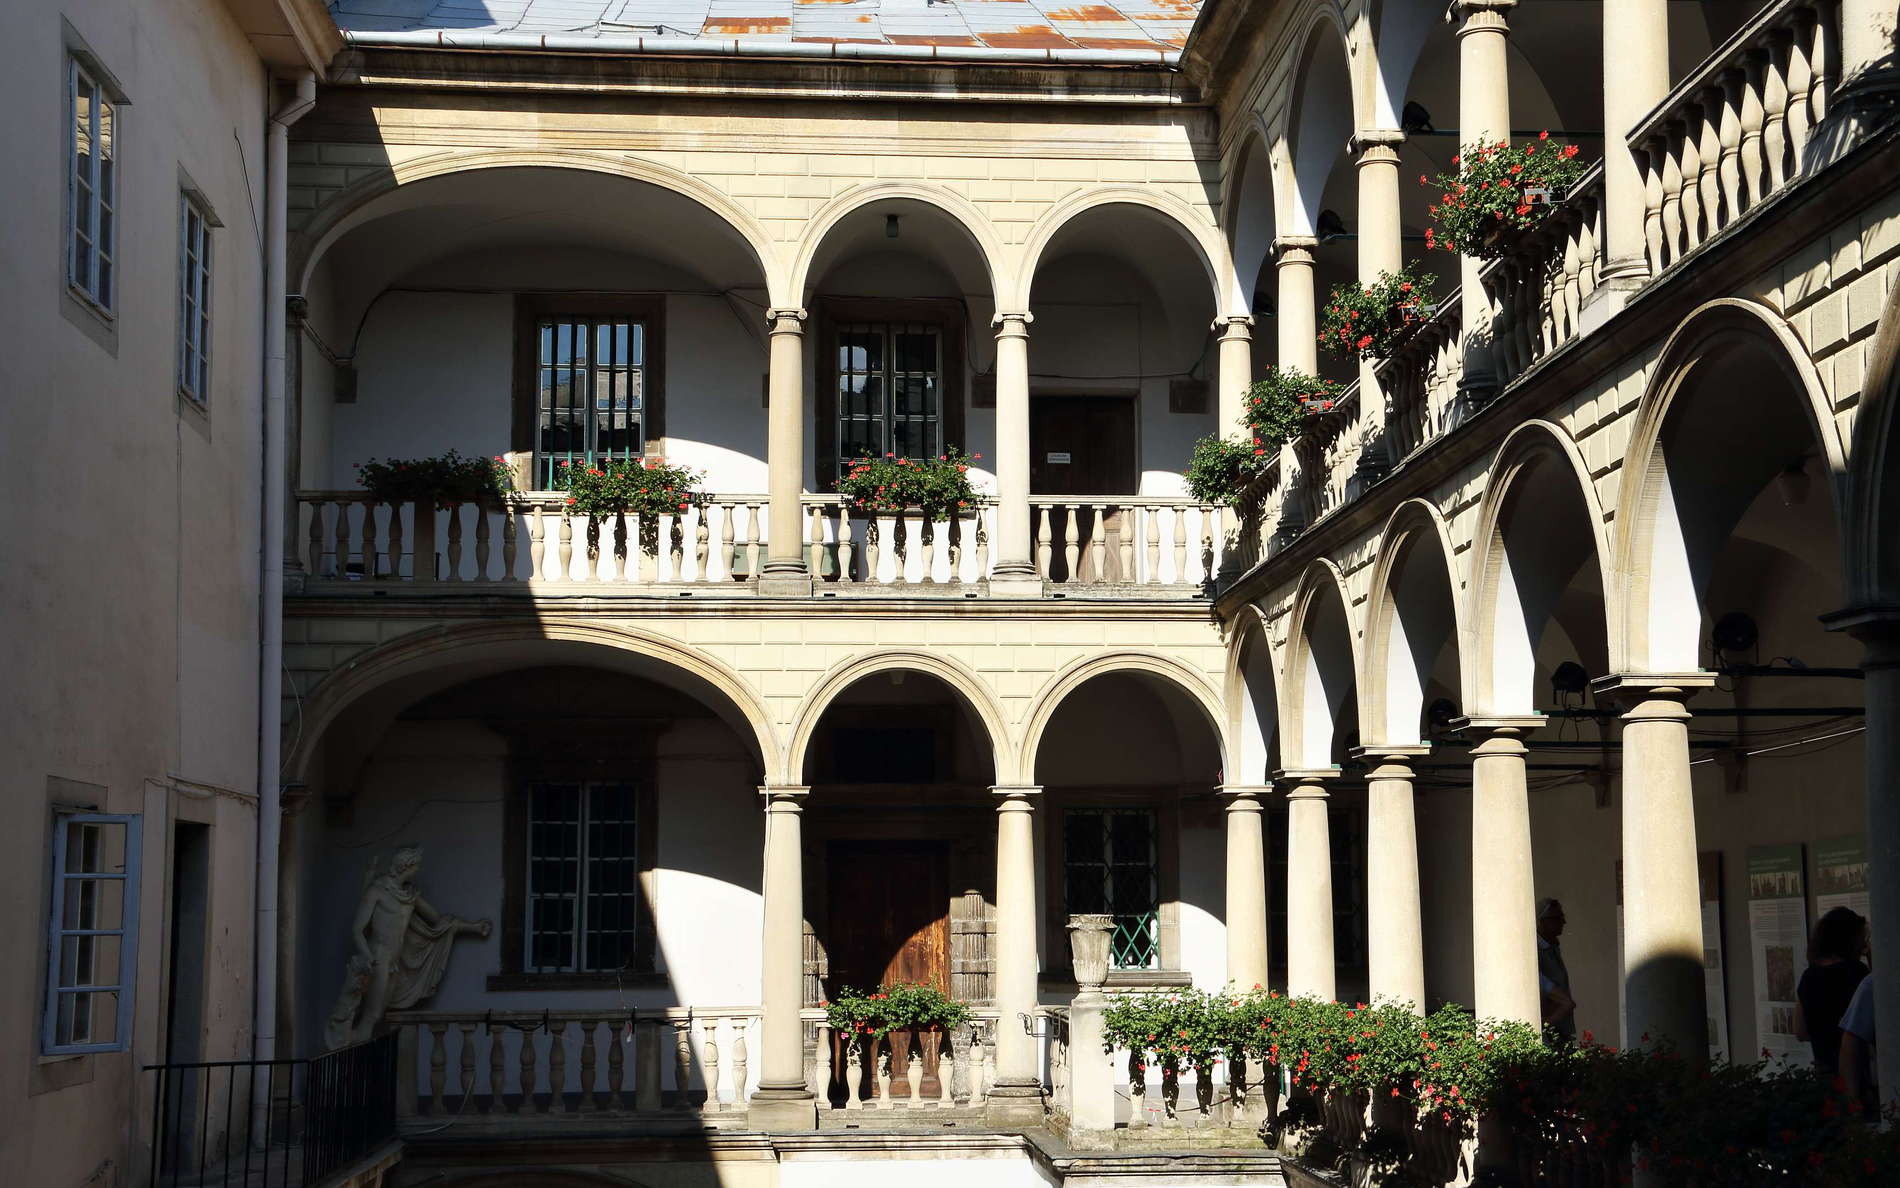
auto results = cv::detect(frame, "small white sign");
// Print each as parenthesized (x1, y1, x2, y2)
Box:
(1046, 452, 1072, 464)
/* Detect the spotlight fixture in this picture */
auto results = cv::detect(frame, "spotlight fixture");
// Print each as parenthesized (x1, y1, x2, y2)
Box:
(1551, 661, 1590, 698)
(1712, 611, 1759, 658)
(1774, 458, 1811, 507)
(885, 213, 900, 239)
(1316, 209, 1351, 242)
(1426, 696, 1460, 737)
(1401, 101, 1435, 136)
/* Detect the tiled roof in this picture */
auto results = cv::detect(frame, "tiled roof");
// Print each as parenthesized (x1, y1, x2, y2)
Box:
(328, 0, 1203, 54)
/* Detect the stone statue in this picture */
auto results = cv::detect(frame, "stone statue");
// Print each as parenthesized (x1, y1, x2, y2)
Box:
(324, 846, 491, 1050)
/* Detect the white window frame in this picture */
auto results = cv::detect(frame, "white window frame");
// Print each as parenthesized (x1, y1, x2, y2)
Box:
(43, 812, 142, 1056)
(177, 190, 215, 403)
(66, 53, 118, 314)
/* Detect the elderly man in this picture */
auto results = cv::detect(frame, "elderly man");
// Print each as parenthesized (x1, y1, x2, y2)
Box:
(1537, 897, 1577, 1043)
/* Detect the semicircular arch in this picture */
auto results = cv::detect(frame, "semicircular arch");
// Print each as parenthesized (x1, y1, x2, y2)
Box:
(1360, 497, 1468, 747)
(1279, 558, 1362, 769)
(1846, 286, 1900, 606)
(1020, 651, 1229, 785)
(1465, 420, 1615, 716)
(284, 619, 782, 786)
(789, 181, 1007, 304)
(1613, 299, 1847, 672)
(788, 650, 1013, 786)
(290, 149, 788, 303)
(1008, 187, 1238, 318)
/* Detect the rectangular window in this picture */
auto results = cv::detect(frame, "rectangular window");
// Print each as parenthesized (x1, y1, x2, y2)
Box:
(535, 318, 644, 487)
(1063, 808, 1160, 970)
(524, 782, 641, 974)
(834, 321, 943, 475)
(177, 193, 213, 403)
(44, 813, 141, 1055)
(67, 55, 117, 312)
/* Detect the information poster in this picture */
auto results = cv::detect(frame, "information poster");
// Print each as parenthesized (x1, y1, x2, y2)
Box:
(1699, 852, 1730, 1062)
(1747, 845, 1808, 1064)
(1813, 835, 1871, 933)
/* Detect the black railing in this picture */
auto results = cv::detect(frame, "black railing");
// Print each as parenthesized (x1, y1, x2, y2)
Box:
(145, 1033, 396, 1188)
(303, 1033, 397, 1184)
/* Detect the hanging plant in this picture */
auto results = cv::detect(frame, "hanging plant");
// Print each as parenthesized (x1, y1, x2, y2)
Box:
(1244, 366, 1346, 444)
(836, 447, 980, 521)
(354, 450, 513, 510)
(1420, 132, 1590, 259)
(1184, 436, 1267, 505)
(1320, 265, 1439, 362)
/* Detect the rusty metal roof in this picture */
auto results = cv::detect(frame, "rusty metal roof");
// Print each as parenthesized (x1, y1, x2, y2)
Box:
(327, 0, 1203, 55)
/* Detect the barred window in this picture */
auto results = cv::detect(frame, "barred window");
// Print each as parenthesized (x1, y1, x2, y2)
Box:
(67, 54, 118, 312)
(534, 318, 644, 488)
(524, 783, 641, 974)
(177, 192, 214, 402)
(1063, 808, 1160, 970)
(834, 322, 943, 474)
(44, 813, 141, 1054)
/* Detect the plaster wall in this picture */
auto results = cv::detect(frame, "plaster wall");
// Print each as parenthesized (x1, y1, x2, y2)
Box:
(0, 0, 271, 1183)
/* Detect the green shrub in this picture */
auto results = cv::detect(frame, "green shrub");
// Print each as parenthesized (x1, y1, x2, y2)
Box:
(354, 450, 512, 509)
(836, 447, 980, 521)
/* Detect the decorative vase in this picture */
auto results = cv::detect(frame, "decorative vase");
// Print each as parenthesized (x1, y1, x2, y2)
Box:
(1067, 913, 1114, 991)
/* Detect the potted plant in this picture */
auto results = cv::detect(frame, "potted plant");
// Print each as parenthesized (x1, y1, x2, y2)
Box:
(1320, 265, 1440, 362)
(354, 450, 514, 510)
(1419, 132, 1590, 259)
(555, 456, 707, 557)
(880, 982, 971, 1101)
(836, 447, 981, 522)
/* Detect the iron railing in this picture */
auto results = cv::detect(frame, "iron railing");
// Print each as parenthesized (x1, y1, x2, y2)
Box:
(145, 1033, 396, 1188)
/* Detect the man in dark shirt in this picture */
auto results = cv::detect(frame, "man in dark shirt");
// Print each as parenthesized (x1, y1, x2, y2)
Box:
(1795, 906, 1869, 1073)
(1537, 898, 1577, 1042)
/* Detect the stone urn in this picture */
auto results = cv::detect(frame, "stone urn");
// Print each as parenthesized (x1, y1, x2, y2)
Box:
(1067, 913, 1114, 991)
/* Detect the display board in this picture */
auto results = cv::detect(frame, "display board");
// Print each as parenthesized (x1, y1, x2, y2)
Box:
(1747, 844, 1808, 1064)
(1813, 835, 1871, 930)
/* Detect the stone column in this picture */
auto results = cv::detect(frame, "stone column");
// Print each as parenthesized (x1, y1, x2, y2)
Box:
(750, 785, 817, 1128)
(1220, 784, 1273, 991)
(1840, 615, 1900, 1105)
(1598, 675, 1714, 1058)
(989, 785, 1044, 1122)
(1456, 717, 1543, 1025)
(1216, 315, 1255, 430)
(760, 309, 812, 596)
(1353, 746, 1429, 1012)
(1353, 129, 1405, 480)
(1279, 770, 1335, 1001)
(990, 313, 1040, 595)
(1274, 236, 1319, 376)
(1601, 0, 1670, 283)
(1453, 0, 1514, 398)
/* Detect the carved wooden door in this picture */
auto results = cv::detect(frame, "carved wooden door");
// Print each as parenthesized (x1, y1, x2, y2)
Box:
(825, 840, 950, 994)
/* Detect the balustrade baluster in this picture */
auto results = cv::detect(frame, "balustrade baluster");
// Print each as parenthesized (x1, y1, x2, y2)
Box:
(905, 1048, 923, 1106)
(459, 1021, 476, 1108)
(744, 504, 762, 580)
(1678, 112, 1706, 249)
(718, 503, 736, 583)
(609, 1019, 628, 1110)
(978, 1032, 996, 1106)
(1087, 505, 1107, 583)
(807, 506, 824, 583)
(948, 512, 964, 583)
(1172, 507, 1189, 585)
(488, 1022, 506, 1114)
(1201, 506, 1217, 583)
(973, 510, 989, 578)
(812, 1023, 830, 1102)
(876, 1051, 892, 1109)
(1129, 1050, 1147, 1128)
(845, 1042, 864, 1110)
(694, 508, 710, 583)
(516, 1025, 537, 1114)
(733, 1023, 748, 1104)
(1717, 72, 1745, 222)
(1740, 51, 1769, 209)
(864, 518, 881, 584)
(1035, 505, 1053, 579)
(1784, 16, 1816, 167)
(556, 513, 574, 581)
(673, 1020, 693, 1109)
(1144, 506, 1162, 584)
(387, 502, 406, 580)
(1641, 139, 1667, 275)
(921, 516, 938, 584)
(440, 506, 460, 581)
(937, 1045, 953, 1109)
(702, 1020, 722, 1111)
(549, 1020, 569, 1113)
(500, 509, 517, 580)
(1659, 131, 1686, 267)
(429, 1022, 448, 1114)
(636, 1019, 663, 1112)
(357, 501, 377, 580)
(576, 1020, 597, 1112)
(307, 500, 327, 578)
(640, 515, 660, 583)
(838, 510, 857, 583)
(327, 500, 349, 583)
(669, 515, 685, 581)
(1805, 6, 1833, 159)
(529, 505, 546, 579)
(1696, 89, 1725, 236)
(1117, 508, 1135, 582)
(1763, 35, 1792, 191)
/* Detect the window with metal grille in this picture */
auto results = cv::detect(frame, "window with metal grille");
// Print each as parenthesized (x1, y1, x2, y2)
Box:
(67, 54, 117, 312)
(524, 783, 641, 973)
(44, 812, 141, 1054)
(535, 319, 644, 488)
(834, 322, 943, 474)
(1063, 808, 1160, 970)
(177, 192, 214, 403)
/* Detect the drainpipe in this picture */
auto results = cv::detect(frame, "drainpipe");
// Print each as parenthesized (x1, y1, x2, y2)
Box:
(256, 69, 316, 1099)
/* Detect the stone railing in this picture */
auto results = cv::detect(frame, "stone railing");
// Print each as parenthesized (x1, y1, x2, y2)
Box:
(1482, 167, 1606, 389)
(386, 1006, 763, 1117)
(1377, 290, 1466, 466)
(808, 1013, 1002, 1112)
(1631, 0, 1839, 277)
(295, 491, 1217, 595)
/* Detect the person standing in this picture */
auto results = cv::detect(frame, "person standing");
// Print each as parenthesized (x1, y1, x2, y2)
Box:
(1794, 906, 1869, 1074)
(1537, 898, 1577, 1042)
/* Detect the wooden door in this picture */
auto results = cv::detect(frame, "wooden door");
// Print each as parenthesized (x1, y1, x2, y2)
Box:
(1030, 395, 1137, 496)
(825, 841, 950, 994)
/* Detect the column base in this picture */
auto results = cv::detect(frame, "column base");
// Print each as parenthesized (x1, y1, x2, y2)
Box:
(984, 1079, 1046, 1127)
(986, 574, 1044, 599)
(1579, 273, 1646, 334)
(747, 1090, 819, 1131)
(755, 570, 814, 598)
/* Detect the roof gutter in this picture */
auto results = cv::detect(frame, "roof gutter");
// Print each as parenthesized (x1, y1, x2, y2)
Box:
(339, 28, 1181, 68)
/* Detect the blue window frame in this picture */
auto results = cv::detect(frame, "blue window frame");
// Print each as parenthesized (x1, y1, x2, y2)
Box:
(43, 812, 141, 1055)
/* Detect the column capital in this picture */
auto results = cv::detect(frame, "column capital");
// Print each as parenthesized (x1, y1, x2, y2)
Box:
(991, 310, 1034, 333)
(1217, 783, 1273, 804)
(1350, 743, 1431, 765)
(1821, 604, 1900, 663)
(1274, 234, 1318, 264)
(758, 784, 811, 806)
(1274, 769, 1335, 799)
(1590, 672, 1717, 708)
(766, 307, 807, 330)
(1351, 128, 1407, 161)
(1450, 0, 1515, 33)
(1213, 314, 1255, 336)
(990, 784, 1043, 802)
